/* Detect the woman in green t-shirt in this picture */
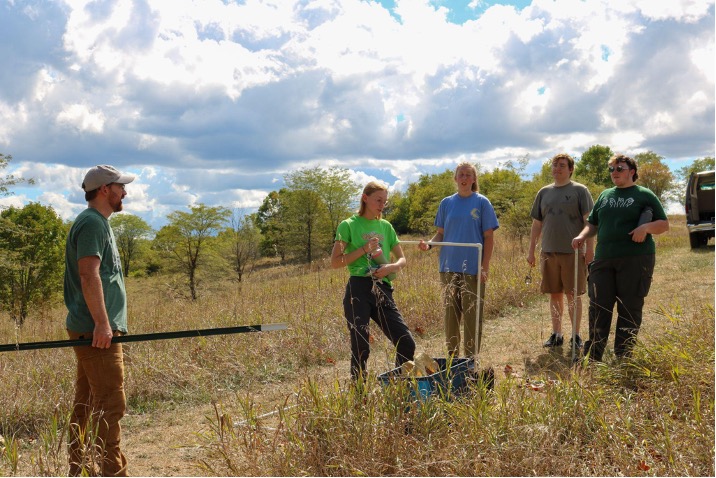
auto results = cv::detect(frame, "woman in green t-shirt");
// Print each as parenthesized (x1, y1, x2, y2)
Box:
(331, 181, 416, 381)
(572, 154, 669, 362)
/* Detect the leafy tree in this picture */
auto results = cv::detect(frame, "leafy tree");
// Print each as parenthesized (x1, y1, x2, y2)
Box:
(153, 204, 230, 300)
(384, 189, 410, 234)
(479, 167, 523, 216)
(678, 156, 715, 183)
(255, 190, 289, 260)
(480, 157, 533, 247)
(283, 187, 329, 263)
(407, 170, 455, 234)
(110, 213, 153, 277)
(575, 145, 614, 188)
(0, 153, 34, 197)
(283, 168, 336, 262)
(314, 167, 360, 236)
(502, 179, 543, 250)
(0, 203, 65, 325)
(634, 151, 675, 203)
(219, 209, 262, 282)
(535, 160, 554, 185)
(254, 167, 365, 262)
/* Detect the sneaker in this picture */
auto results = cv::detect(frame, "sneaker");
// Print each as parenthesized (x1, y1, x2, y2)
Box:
(543, 333, 564, 348)
(570, 334, 584, 349)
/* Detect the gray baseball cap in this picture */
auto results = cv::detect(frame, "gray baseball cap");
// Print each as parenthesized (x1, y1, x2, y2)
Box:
(82, 165, 135, 192)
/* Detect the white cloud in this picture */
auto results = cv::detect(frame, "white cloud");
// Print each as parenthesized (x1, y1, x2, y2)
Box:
(690, 43, 714, 83)
(0, 195, 28, 211)
(56, 104, 105, 133)
(37, 191, 82, 220)
(0, 0, 711, 228)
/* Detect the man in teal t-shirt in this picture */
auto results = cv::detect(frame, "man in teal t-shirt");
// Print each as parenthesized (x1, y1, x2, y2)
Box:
(572, 155, 669, 362)
(64, 164, 135, 477)
(65, 207, 127, 333)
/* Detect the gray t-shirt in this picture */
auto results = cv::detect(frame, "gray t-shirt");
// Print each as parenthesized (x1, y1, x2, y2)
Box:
(530, 181, 594, 253)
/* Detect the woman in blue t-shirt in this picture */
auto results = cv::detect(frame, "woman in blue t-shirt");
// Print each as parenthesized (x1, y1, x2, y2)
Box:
(331, 181, 416, 381)
(419, 163, 499, 358)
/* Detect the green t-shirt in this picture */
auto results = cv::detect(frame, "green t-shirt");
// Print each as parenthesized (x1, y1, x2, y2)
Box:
(335, 215, 399, 285)
(588, 185, 667, 260)
(64, 208, 128, 333)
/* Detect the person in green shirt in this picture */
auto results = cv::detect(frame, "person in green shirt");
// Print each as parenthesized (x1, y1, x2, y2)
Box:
(331, 181, 415, 381)
(572, 155, 669, 362)
(64, 164, 135, 476)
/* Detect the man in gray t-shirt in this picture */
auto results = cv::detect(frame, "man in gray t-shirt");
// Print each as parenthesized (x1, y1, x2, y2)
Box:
(527, 154, 594, 351)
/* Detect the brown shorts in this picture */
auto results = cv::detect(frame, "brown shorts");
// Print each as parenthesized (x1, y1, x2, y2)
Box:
(540, 252, 587, 295)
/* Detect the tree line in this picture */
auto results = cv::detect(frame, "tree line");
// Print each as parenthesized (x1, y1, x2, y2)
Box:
(0, 150, 713, 324)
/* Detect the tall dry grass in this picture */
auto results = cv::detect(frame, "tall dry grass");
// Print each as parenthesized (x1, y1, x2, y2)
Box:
(199, 300, 714, 475)
(0, 218, 713, 476)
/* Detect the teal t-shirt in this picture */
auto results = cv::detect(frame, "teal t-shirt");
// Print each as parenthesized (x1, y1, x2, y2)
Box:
(335, 215, 399, 285)
(64, 208, 128, 333)
(588, 185, 667, 260)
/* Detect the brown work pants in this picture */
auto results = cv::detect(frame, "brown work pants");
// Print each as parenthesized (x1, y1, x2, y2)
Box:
(440, 272, 486, 357)
(67, 330, 128, 477)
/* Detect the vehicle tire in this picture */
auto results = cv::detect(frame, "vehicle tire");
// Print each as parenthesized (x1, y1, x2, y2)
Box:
(690, 232, 701, 249)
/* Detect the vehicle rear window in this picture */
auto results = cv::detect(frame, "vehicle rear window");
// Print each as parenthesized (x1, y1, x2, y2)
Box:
(698, 182, 715, 191)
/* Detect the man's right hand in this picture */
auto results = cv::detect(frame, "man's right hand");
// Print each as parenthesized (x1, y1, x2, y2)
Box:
(92, 321, 114, 349)
(572, 236, 586, 250)
(526, 251, 535, 267)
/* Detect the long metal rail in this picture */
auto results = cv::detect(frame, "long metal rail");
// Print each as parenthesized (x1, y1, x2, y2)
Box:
(0, 323, 288, 353)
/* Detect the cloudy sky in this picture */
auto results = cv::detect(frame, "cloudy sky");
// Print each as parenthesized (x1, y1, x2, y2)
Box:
(0, 0, 713, 228)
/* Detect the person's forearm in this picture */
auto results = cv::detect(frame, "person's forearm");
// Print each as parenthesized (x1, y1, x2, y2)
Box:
(579, 223, 597, 239)
(646, 219, 670, 235)
(527, 220, 541, 255)
(586, 237, 595, 252)
(481, 234, 494, 271)
(331, 243, 369, 268)
(80, 273, 110, 329)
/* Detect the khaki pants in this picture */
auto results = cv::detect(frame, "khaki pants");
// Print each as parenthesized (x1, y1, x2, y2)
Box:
(440, 272, 486, 357)
(67, 330, 128, 477)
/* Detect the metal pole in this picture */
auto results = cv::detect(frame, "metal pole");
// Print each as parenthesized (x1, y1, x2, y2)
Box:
(0, 323, 288, 353)
(572, 248, 578, 363)
(401, 240, 483, 363)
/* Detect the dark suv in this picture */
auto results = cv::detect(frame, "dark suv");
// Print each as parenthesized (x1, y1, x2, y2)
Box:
(685, 170, 715, 248)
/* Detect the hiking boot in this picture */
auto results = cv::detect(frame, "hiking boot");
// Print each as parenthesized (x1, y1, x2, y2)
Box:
(570, 334, 584, 349)
(543, 333, 564, 348)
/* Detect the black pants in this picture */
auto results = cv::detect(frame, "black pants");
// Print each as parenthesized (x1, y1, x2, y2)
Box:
(585, 254, 655, 361)
(343, 276, 416, 380)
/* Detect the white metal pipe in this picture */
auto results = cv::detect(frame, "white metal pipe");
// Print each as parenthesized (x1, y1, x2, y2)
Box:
(572, 248, 579, 363)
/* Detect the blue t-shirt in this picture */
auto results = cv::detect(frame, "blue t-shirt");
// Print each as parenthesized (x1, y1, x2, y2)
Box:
(435, 193, 499, 275)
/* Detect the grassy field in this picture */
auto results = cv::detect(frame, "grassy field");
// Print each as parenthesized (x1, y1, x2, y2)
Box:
(0, 215, 713, 476)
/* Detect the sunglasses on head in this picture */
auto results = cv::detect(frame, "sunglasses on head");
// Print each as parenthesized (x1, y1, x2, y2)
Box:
(608, 165, 629, 173)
